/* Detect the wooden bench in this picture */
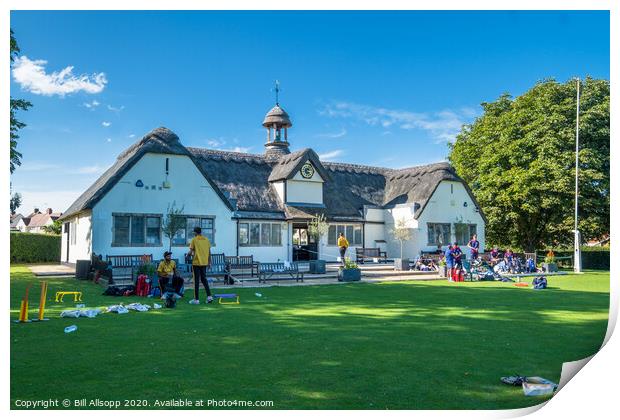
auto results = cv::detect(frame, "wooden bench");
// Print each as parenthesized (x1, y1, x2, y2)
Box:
(226, 255, 259, 277)
(355, 247, 388, 264)
(258, 262, 304, 283)
(104, 254, 153, 285)
(184, 253, 238, 285)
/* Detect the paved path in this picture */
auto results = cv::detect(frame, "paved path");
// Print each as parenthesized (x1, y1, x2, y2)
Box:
(28, 264, 75, 277)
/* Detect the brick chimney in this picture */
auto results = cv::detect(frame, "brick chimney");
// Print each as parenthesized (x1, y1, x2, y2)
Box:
(46, 208, 53, 214)
(34, 208, 40, 214)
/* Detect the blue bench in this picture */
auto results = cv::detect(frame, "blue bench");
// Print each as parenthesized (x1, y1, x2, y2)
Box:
(258, 262, 304, 283)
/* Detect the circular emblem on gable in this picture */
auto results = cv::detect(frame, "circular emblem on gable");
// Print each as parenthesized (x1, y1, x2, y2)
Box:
(300, 163, 315, 179)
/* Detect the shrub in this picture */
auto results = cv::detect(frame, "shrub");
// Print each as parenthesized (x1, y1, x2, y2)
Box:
(10, 232, 61, 263)
(581, 250, 609, 270)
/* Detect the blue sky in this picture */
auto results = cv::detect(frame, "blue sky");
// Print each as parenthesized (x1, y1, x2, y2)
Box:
(10, 10, 610, 215)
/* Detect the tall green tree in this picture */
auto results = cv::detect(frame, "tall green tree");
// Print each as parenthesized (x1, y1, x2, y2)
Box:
(10, 192, 22, 214)
(10, 29, 32, 173)
(448, 77, 609, 251)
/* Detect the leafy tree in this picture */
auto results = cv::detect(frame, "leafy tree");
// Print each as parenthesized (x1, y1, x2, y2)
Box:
(10, 192, 22, 214)
(449, 77, 609, 251)
(390, 218, 411, 259)
(43, 219, 62, 235)
(162, 202, 185, 252)
(308, 213, 329, 246)
(10, 29, 32, 173)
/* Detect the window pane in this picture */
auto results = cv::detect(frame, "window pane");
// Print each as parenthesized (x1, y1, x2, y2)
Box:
(249, 223, 260, 245)
(337, 225, 345, 241)
(239, 223, 249, 245)
(300, 229, 308, 245)
(427, 223, 435, 245)
(146, 217, 160, 244)
(442, 224, 451, 246)
(346, 225, 354, 243)
(328, 225, 337, 245)
(469, 224, 477, 238)
(172, 217, 186, 245)
(114, 216, 129, 245)
(201, 218, 214, 243)
(186, 217, 200, 242)
(271, 224, 281, 246)
(455, 223, 468, 245)
(354, 226, 362, 245)
(261, 223, 271, 246)
(131, 216, 145, 244)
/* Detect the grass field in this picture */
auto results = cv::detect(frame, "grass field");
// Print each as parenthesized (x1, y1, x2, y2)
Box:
(10, 265, 609, 410)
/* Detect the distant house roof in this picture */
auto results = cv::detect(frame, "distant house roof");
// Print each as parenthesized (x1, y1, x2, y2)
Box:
(10, 213, 23, 228)
(60, 127, 486, 223)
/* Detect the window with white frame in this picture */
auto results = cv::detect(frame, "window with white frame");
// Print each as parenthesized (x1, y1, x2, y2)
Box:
(239, 222, 282, 246)
(113, 214, 162, 246)
(171, 216, 215, 246)
(427, 223, 451, 246)
(454, 223, 477, 245)
(70, 221, 77, 245)
(327, 224, 362, 246)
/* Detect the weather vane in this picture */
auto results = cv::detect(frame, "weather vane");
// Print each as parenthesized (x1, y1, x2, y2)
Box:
(273, 80, 280, 105)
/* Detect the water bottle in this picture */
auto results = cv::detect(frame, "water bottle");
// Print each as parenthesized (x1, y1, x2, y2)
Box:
(64, 325, 78, 333)
(255, 293, 262, 298)
(76, 303, 85, 308)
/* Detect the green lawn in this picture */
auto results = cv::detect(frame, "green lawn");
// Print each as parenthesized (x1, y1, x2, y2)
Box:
(10, 265, 609, 410)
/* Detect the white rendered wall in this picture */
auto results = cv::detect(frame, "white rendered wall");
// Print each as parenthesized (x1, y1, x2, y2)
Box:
(272, 181, 285, 203)
(415, 180, 485, 254)
(91, 153, 235, 261)
(61, 212, 92, 264)
(382, 181, 486, 259)
(286, 161, 324, 204)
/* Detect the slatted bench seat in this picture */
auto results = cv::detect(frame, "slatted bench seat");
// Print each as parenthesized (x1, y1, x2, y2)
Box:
(184, 253, 239, 285)
(104, 254, 153, 285)
(225, 255, 259, 277)
(355, 247, 388, 264)
(258, 262, 304, 283)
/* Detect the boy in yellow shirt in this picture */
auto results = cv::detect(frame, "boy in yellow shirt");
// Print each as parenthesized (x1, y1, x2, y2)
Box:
(337, 232, 349, 265)
(188, 226, 213, 304)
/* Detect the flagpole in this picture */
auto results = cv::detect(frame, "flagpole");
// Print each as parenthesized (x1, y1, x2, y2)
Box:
(574, 78, 582, 273)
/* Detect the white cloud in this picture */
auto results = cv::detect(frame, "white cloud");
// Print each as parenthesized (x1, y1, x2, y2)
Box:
(106, 138, 112, 143)
(226, 146, 251, 153)
(69, 165, 108, 175)
(107, 104, 125, 112)
(319, 101, 477, 143)
(206, 138, 225, 148)
(83, 100, 100, 109)
(318, 150, 344, 161)
(128, 134, 136, 138)
(13, 188, 85, 215)
(102, 121, 111, 127)
(19, 162, 62, 172)
(317, 128, 347, 139)
(12, 56, 107, 96)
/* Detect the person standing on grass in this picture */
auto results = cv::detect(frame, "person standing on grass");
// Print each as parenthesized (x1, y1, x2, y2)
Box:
(337, 232, 349, 265)
(188, 226, 213, 304)
(444, 244, 454, 281)
(452, 242, 463, 267)
(467, 234, 480, 261)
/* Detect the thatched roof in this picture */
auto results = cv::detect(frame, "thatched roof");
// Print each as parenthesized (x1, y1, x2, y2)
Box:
(59, 127, 233, 221)
(268, 148, 332, 182)
(61, 127, 486, 223)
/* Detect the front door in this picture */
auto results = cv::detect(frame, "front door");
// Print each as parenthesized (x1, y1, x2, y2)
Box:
(292, 223, 318, 261)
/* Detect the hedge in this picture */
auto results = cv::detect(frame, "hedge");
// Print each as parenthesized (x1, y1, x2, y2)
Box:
(536, 248, 610, 270)
(10, 232, 61, 263)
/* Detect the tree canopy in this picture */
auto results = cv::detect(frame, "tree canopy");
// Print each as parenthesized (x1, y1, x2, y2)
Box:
(10, 29, 32, 174)
(448, 77, 609, 251)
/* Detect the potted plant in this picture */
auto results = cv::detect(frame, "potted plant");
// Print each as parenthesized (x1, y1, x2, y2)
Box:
(307, 213, 328, 274)
(438, 256, 447, 278)
(338, 258, 361, 282)
(390, 218, 411, 271)
(542, 250, 558, 273)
